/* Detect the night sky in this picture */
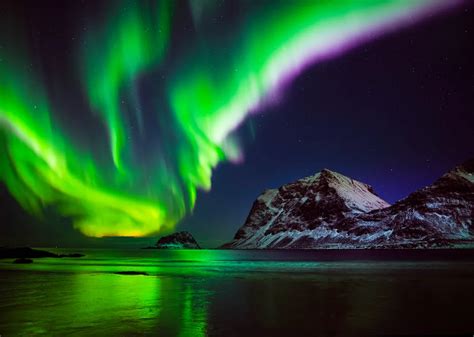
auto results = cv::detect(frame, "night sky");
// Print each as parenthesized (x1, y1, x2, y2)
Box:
(0, 0, 473, 248)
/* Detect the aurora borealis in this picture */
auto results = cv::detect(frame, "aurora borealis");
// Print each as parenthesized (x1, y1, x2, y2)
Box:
(0, 0, 466, 238)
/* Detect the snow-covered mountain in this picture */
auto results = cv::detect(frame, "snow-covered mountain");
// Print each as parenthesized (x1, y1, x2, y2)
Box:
(223, 169, 390, 249)
(343, 159, 474, 248)
(223, 160, 474, 249)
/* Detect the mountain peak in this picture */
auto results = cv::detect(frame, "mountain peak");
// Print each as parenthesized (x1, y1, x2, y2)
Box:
(320, 168, 336, 175)
(459, 158, 474, 173)
(299, 168, 340, 183)
(429, 158, 474, 189)
(319, 168, 343, 182)
(296, 169, 389, 213)
(451, 158, 474, 183)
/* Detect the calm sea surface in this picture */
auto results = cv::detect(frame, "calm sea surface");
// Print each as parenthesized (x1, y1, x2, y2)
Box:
(1, 249, 474, 337)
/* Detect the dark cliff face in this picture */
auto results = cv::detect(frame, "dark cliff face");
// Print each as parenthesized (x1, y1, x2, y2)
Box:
(155, 231, 201, 249)
(224, 159, 474, 249)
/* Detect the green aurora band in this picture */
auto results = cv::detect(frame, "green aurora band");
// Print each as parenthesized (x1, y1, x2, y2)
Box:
(0, 0, 461, 237)
(82, 0, 172, 170)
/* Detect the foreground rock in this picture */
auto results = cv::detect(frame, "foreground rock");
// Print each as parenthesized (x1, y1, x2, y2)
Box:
(147, 231, 201, 249)
(223, 159, 474, 249)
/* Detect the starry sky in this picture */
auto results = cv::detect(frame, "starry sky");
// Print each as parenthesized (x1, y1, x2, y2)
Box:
(0, 0, 473, 248)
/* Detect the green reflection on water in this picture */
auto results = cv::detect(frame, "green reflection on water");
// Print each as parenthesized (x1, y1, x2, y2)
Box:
(179, 284, 208, 337)
(0, 258, 211, 336)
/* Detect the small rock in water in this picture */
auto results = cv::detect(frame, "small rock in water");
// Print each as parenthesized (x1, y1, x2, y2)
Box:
(114, 271, 149, 276)
(58, 253, 85, 258)
(13, 258, 33, 264)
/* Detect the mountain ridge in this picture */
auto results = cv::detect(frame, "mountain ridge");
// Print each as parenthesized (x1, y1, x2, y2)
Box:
(223, 159, 474, 249)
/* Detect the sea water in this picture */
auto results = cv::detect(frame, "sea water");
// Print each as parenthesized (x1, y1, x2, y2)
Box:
(0, 249, 473, 336)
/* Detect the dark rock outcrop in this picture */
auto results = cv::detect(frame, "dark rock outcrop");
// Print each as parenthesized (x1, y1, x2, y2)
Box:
(149, 231, 201, 249)
(0, 247, 85, 259)
(223, 159, 474, 249)
(0, 247, 58, 258)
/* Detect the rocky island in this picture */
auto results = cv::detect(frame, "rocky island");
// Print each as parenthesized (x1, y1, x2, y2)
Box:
(145, 231, 201, 249)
